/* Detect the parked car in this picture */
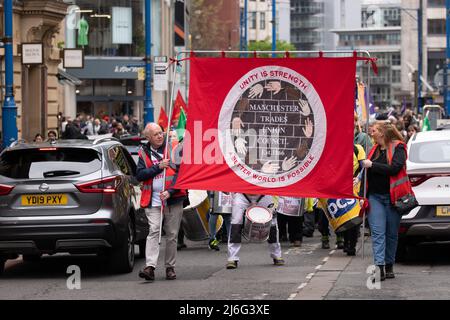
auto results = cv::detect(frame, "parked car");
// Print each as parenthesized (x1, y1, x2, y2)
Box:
(397, 130, 450, 260)
(0, 137, 148, 274)
(118, 134, 147, 164)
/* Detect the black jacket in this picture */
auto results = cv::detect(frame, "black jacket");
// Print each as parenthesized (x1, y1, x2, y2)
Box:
(135, 142, 186, 206)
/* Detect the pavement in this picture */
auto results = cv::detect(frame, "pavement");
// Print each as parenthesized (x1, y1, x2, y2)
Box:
(293, 233, 450, 300)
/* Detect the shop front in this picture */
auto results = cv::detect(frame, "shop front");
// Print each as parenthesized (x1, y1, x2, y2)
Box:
(67, 57, 145, 119)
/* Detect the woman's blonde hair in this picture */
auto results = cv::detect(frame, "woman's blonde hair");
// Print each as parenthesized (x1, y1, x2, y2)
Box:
(374, 120, 404, 145)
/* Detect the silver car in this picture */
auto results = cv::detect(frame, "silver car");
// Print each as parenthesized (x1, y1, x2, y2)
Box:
(0, 137, 147, 274)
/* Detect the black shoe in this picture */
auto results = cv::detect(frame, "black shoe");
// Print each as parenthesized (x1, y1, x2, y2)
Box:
(139, 266, 155, 281)
(385, 264, 395, 279)
(177, 243, 187, 250)
(273, 257, 285, 266)
(377, 265, 386, 281)
(166, 267, 176, 280)
(346, 247, 356, 256)
(303, 231, 314, 238)
(336, 237, 344, 249)
(208, 239, 220, 251)
(226, 260, 238, 269)
(321, 237, 330, 249)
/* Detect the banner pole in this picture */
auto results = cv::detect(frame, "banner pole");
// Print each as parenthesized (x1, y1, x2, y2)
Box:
(361, 51, 372, 259)
(158, 54, 181, 245)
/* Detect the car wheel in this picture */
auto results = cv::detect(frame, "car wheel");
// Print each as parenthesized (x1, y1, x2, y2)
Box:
(22, 254, 42, 262)
(396, 241, 408, 262)
(138, 240, 146, 259)
(109, 218, 135, 274)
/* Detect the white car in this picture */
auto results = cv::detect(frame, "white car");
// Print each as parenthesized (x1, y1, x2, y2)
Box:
(397, 130, 450, 260)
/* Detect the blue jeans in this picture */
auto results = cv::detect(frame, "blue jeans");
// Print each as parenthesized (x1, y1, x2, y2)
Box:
(209, 214, 231, 241)
(367, 193, 402, 266)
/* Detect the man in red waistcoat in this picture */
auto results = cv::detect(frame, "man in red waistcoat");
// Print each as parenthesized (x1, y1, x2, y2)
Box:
(136, 123, 187, 282)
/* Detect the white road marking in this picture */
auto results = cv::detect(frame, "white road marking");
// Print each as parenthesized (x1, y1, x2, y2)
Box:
(288, 293, 297, 300)
(330, 250, 336, 254)
(306, 273, 315, 280)
(297, 283, 308, 290)
(322, 257, 329, 262)
(315, 265, 322, 270)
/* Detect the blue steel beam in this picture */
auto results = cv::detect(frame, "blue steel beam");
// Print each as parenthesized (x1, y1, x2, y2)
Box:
(445, 0, 450, 116)
(144, 0, 154, 126)
(2, 0, 18, 147)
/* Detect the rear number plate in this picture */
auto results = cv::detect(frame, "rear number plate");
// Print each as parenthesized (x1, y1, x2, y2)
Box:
(21, 194, 68, 206)
(436, 206, 450, 217)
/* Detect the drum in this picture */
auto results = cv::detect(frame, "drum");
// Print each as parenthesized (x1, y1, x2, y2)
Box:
(319, 198, 362, 233)
(242, 206, 273, 242)
(213, 191, 233, 214)
(181, 190, 223, 241)
(277, 197, 304, 217)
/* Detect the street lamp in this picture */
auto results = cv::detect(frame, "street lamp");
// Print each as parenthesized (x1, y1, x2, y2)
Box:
(444, 0, 450, 116)
(240, 0, 248, 54)
(402, 3, 423, 115)
(271, 0, 276, 57)
(143, 0, 154, 126)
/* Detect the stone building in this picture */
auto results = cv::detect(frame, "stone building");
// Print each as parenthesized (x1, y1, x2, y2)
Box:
(0, 0, 68, 141)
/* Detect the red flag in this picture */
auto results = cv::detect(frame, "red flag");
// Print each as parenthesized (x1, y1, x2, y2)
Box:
(171, 90, 187, 125)
(174, 57, 356, 199)
(157, 107, 169, 130)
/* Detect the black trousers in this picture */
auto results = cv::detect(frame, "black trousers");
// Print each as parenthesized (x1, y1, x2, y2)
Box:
(277, 213, 303, 242)
(318, 209, 359, 249)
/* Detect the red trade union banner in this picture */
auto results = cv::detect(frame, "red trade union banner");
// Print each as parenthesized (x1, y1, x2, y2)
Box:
(174, 57, 356, 199)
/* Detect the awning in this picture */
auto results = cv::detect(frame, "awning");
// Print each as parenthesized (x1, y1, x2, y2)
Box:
(57, 68, 82, 85)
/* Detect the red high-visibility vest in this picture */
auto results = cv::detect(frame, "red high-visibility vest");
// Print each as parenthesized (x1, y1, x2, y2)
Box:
(367, 140, 413, 204)
(138, 145, 186, 208)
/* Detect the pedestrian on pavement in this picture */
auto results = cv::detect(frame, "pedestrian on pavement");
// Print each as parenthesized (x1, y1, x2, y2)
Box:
(406, 124, 418, 143)
(275, 196, 304, 247)
(354, 114, 373, 151)
(360, 120, 407, 281)
(46, 130, 57, 142)
(226, 193, 284, 269)
(33, 134, 44, 143)
(112, 122, 128, 139)
(136, 123, 187, 282)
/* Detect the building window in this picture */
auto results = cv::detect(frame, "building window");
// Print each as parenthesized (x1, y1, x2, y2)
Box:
(392, 53, 401, 66)
(392, 70, 401, 83)
(428, 19, 446, 35)
(260, 12, 266, 29)
(71, 0, 146, 57)
(250, 12, 257, 29)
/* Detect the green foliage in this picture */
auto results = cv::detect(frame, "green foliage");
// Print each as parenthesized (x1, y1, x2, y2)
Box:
(247, 40, 296, 57)
(189, 0, 223, 51)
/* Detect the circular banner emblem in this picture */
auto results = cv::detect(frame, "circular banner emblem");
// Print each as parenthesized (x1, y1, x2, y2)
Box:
(218, 66, 327, 188)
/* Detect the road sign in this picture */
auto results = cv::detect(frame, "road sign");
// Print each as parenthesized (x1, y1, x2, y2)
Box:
(21, 43, 43, 65)
(63, 49, 84, 69)
(153, 56, 168, 91)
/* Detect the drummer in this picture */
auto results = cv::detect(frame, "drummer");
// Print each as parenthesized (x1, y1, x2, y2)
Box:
(275, 196, 304, 247)
(226, 193, 284, 269)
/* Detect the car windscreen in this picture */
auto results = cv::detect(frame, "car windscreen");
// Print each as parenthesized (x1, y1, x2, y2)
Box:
(409, 140, 450, 163)
(120, 137, 145, 146)
(0, 148, 102, 179)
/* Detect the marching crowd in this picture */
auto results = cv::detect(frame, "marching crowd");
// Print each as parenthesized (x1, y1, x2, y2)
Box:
(135, 103, 418, 283)
(17, 104, 420, 283)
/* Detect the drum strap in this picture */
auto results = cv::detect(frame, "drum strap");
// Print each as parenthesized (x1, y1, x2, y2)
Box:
(243, 194, 264, 205)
